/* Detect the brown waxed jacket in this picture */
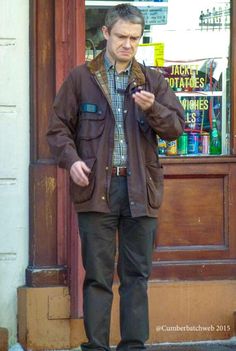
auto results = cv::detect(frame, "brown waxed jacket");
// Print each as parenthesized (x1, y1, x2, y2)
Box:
(47, 51, 185, 217)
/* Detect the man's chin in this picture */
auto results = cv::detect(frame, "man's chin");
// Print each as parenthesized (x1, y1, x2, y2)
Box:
(117, 55, 133, 63)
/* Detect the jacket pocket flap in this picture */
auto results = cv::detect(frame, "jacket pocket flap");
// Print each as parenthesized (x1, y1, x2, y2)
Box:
(80, 112, 105, 121)
(84, 157, 96, 171)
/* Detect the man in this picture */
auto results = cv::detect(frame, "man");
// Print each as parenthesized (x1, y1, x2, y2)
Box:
(47, 4, 185, 351)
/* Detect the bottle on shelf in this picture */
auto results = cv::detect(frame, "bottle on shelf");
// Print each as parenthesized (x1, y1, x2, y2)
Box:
(210, 118, 221, 155)
(158, 138, 167, 155)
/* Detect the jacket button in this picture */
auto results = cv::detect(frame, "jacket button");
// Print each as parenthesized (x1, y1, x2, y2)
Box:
(140, 120, 144, 125)
(124, 109, 127, 114)
(130, 201, 135, 206)
(101, 196, 105, 200)
(105, 166, 109, 171)
(127, 170, 131, 176)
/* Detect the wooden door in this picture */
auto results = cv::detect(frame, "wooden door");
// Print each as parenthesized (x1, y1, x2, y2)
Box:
(153, 158, 236, 280)
(28, 0, 85, 318)
(28, 0, 236, 321)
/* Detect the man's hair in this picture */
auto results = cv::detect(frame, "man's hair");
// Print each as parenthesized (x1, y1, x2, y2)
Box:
(105, 3, 145, 35)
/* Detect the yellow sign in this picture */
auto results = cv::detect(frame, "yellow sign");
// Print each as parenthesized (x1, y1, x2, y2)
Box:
(138, 43, 165, 67)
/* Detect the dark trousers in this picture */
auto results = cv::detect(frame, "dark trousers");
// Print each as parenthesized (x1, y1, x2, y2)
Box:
(78, 176, 157, 351)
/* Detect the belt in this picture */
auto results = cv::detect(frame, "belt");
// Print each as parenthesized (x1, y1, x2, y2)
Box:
(112, 166, 127, 176)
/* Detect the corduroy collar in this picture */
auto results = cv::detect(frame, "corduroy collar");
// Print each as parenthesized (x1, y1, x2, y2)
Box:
(87, 50, 146, 87)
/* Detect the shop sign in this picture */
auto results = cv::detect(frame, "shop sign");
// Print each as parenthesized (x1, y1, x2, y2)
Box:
(140, 7, 168, 25)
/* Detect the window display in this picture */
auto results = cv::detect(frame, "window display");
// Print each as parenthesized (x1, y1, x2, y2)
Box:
(157, 58, 227, 156)
(85, 0, 231, 157)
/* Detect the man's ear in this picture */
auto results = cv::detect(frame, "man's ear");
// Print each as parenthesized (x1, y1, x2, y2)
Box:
(102, 26, 109, 40)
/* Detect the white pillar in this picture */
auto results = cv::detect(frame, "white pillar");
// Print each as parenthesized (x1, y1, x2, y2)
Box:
(0, 0, 29, 346)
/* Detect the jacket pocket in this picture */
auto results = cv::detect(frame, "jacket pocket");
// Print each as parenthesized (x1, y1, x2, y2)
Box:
(70, 157, 96, 204)
(146, 162, 164, 209)
(78, 108, 105, 140)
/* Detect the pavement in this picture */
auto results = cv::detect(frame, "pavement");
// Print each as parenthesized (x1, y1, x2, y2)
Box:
(147, 339, 236, 351)
(8, 339, 236, 351)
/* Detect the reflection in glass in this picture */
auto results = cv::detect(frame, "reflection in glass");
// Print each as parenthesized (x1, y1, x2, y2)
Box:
(85, 0, 231, 156)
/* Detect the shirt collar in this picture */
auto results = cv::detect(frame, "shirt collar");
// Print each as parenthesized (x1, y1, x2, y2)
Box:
(104, 54, 132, 75)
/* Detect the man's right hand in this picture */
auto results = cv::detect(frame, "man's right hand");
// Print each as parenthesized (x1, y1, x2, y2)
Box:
(70, 160, 91, 187)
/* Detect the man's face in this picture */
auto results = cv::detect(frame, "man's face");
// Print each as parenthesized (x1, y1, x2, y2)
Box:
(102, 19, 142, 64)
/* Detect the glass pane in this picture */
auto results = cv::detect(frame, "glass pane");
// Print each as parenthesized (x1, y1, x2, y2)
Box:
(85, 0, 231, 157)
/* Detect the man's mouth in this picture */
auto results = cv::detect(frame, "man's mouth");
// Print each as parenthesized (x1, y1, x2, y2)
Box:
(119, 51, 131, 55)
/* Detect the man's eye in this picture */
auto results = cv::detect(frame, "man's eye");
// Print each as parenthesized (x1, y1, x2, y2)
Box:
(118, 36, 139, 41)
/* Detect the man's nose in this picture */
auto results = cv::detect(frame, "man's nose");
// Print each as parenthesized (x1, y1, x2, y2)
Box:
(123, 37, 131, 48)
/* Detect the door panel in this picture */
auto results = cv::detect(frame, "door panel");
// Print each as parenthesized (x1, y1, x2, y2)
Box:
(151, 159, 236, 279)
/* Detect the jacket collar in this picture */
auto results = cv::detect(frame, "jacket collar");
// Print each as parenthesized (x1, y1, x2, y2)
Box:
(87, 50, 146, 87)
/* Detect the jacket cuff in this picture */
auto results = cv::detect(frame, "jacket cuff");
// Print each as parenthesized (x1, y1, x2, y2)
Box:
(61, 153, 82, 172)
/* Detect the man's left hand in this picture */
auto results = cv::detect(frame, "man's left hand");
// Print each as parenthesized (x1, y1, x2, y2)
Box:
(132, 90, 155, 111)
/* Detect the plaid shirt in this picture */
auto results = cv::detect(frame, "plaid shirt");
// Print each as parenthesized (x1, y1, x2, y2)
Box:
(104, 55, 131, 167)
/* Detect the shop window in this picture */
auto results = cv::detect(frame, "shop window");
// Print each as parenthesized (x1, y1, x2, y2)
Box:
(85, 0, 231, 157)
